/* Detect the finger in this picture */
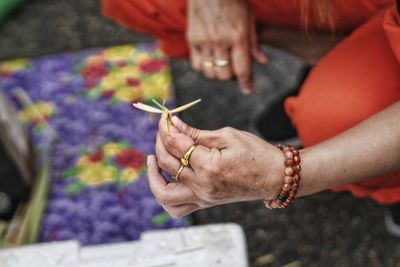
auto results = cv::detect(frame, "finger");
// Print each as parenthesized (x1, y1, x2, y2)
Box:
(162, 203, 199, 218)
(156, 133, 212, 189)
(158, 118, 215, 168)
(156, 133, 195, 182)
(249, 13, 268, 64)
(147, 155, 198, 205)
(213, 46, 232, 80)
(171, 116, 227, 148)
(190, 45, 203, 71)
(201, 47, 216, 79)
(231, 40, 253, 94)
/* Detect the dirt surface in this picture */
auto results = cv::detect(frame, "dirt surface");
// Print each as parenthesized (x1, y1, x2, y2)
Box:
(1, 1, 399, 266)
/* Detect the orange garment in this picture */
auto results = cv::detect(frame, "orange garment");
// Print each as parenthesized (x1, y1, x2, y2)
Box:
(102, 0, 400, 204)
(102, 0, 394, 57)
(285, 6, 400, 205)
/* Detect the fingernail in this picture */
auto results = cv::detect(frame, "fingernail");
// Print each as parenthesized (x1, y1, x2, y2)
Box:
(147, 155, 153, 166)
(172, 116, 187, 132)
(242, 88, 252, 95)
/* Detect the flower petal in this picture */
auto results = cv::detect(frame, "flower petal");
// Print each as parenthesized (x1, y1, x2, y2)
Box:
(170, 99, 201, 113)
(132, 102, 163, 113)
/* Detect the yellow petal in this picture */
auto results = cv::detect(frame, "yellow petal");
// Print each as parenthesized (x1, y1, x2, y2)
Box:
(170, 99, 201, 113)
(132, 102, 163, 113)
(102, 143, 125, 157)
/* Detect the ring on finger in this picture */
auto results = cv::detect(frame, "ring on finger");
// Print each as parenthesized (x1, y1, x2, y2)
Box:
(190, 128, 200, 143)
(181, 145, 196, 167)
(172, 145, 196, 181)
(172, 164, 185, 182)
(202, 60, 214, 69)
(214, 59, 229, 67)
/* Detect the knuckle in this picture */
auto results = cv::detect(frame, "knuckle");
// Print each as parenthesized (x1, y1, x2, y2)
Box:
(156, 157, 168, 171)
(165, 135, 177, 153)
(210, 35, 228, 46)
(188, 33, 206, 45)
(222, 126, 235, 136)
(203, 164, 215, 176)
(212, 160, 225, 175)
(187, 32, 200, 43)
(222, 126, 234, 132)
(197, 163, 209, 175)
(232, 31, 246, 44)
(203, 161, 222, 177)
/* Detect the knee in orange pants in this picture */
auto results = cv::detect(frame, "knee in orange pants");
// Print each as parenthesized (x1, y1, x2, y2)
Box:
(284, 9, 400, 204)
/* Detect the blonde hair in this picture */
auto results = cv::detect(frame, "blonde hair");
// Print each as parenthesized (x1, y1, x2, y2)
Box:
(300, 0, 337, 32)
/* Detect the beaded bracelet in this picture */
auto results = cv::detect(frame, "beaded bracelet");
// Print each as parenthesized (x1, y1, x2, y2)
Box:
(264, 144, 301, 209)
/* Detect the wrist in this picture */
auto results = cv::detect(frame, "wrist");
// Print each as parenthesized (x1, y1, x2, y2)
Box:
(263, 144, 303, 209)
(295, 146, 327, 197)
(261, 145, 285, 200)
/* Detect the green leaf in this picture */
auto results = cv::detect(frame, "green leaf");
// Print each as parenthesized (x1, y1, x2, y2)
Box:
(80, 147, 91, 154)
(103, 156, 113, 165)
(65, 183, 85, 196)
(151, 211, 171, 226)
(109, 64, 119, 72)
(114, 168, 122, 181)
(110, 99, 119, 106)
(33, 124, 45, 133)
(86, 86, 101, 100)
(62, 167, 81, 178)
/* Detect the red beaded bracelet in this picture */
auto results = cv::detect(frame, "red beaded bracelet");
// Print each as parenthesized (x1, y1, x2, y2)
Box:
(264, 144, 301, 209)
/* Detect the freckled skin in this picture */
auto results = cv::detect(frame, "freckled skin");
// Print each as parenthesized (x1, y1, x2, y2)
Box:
(148, 103, 400, 217)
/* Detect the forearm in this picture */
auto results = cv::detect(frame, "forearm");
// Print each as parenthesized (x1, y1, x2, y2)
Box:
(297, 101, 400, 197)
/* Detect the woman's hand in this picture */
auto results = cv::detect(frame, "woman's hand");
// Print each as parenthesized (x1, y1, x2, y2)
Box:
(187, 0, 268, 94)
(147, 117, 283, 218)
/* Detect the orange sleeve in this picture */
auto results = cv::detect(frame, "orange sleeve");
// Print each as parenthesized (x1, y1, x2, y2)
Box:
(383, 4, 400, 63)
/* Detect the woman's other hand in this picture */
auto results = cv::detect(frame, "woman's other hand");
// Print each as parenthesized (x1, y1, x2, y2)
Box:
(187, 0, 268, 94)
(147, 117, 282, 218)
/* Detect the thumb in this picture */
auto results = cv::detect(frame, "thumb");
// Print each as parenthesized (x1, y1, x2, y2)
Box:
(171, 116, 224, 148)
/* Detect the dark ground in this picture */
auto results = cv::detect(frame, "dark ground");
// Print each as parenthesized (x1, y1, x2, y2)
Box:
(1, 1, 399, 266)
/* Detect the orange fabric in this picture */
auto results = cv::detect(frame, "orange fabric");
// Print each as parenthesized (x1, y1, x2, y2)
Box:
(102, 0, 400, 204)
(383, 5, 400, 62)
(102, 0, 393, 58)
(102, 0, 188, 58)
(285, 7, 400, 204)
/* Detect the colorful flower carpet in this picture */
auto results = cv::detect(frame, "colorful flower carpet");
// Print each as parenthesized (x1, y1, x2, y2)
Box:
(0, 44, 189, 245)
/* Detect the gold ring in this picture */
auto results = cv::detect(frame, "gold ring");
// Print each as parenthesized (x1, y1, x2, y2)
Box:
(191, 128, 200, 142)
(182, 145, 196, 166)
(214, 59, 229, 67)
(172, 164, 185, 182)
(203, 60, 214, 69)
(172, 145, 196, 182)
